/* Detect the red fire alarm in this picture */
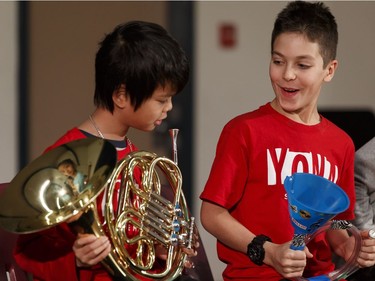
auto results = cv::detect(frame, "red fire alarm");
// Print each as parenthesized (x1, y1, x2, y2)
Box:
(219, 23, 237, 48)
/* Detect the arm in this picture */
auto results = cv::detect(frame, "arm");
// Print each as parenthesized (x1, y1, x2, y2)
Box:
(353, 139, 375, 230)
(200, 200, 311, 279)
(200, 201, 252, 253)
(327, 228, 375, 268)
(326, 228, 352, 261)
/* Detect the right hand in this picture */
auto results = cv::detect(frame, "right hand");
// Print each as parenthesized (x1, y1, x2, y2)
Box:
(73, 233, 111, 267)
(264, 241, 313, 279)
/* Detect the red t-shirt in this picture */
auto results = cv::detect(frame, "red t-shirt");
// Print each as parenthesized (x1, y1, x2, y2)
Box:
(200, 103, 355, 281)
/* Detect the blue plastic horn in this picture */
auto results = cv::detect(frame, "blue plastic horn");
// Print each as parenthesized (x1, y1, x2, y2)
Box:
(284, 173, 350, 251)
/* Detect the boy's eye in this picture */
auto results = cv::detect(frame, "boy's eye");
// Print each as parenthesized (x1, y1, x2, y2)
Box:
(298, 63, 311, 69)
(157, 97, 170, 104)
(272, 59, 283, 65)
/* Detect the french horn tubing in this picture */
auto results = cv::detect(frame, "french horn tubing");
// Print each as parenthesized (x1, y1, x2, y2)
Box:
(0, 130, 196, 281)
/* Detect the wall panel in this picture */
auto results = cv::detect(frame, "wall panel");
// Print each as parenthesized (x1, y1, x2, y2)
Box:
(0, 2, 18, 182)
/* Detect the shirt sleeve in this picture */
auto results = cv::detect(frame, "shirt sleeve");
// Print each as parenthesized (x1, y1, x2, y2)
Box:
(200, 120, 250, 209)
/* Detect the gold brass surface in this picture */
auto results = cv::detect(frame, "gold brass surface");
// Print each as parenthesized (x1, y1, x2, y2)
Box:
(0, 138, 117, 233)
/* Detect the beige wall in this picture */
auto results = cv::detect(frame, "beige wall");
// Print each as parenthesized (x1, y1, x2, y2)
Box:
(0, 2, 18, 183)
(29, 1, 167, 160)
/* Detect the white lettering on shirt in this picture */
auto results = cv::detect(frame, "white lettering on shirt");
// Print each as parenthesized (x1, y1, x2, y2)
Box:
(267, 148, 338, 186)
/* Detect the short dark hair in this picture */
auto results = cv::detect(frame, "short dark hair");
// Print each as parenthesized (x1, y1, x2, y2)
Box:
(271, 1, 338, 67)
(94, 21, 189, 112)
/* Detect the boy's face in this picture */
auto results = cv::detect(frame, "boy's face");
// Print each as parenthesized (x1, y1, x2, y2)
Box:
(58, 164, 75, 178)
(118, 83, 175, 132)
(269, 32, 337, 123)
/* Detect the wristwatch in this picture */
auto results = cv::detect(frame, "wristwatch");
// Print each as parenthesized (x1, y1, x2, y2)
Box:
(247, 234, 272, 266)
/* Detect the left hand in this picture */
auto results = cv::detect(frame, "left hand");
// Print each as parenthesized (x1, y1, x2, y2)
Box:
(357, 230, 375, 268)
(155, 232, 200, 269)
(73, 234, 111, 267)
(181, 232, 199, 268)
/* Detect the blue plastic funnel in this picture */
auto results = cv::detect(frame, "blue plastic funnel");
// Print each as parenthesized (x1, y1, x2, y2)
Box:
(284, 173, 349, 250)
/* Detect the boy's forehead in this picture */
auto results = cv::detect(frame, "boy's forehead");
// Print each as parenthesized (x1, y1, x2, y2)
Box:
(274, 32, 314, 46)
(273, 33, 322, 58)
(154, 83, 176, 96)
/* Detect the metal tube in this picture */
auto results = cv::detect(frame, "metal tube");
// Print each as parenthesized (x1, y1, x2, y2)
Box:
(169, 129, 179, 165)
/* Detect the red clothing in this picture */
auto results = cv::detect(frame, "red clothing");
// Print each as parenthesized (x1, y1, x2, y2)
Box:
(14, 128, 137, 281)
(200, 103, 355, 281)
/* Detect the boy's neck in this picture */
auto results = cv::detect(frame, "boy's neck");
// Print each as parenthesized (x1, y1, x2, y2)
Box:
(78, 108, 129, 140)
(270, 100, 321, 125)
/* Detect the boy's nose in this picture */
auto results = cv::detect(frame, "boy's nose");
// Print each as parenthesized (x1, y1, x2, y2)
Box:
(283, 67, 296, 81)
(164, 98, 173, 112)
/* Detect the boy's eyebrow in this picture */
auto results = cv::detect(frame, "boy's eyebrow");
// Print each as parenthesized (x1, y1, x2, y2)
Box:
(154, 92, 175, 99)
(272, 51, 315, 60)
(161, 90, 176, 97)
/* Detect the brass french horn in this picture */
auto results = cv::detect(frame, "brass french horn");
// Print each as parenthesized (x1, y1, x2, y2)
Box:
(0, 131, 195, 280)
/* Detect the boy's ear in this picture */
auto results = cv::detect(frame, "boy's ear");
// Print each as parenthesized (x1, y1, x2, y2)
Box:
(324, 59, 338, 82)
(113, 84, 128, 109)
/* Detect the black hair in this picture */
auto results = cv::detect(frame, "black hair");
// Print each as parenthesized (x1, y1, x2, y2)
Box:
(271, 1, 338, 67)
(94, 21, 189, 112)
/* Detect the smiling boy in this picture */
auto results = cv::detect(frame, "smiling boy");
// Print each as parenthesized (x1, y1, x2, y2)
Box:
(200, 1, 375, 280)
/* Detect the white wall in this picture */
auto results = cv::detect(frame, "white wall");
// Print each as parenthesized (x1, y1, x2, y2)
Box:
(194, 2, 375, 280)
(0, 2, 18, 183)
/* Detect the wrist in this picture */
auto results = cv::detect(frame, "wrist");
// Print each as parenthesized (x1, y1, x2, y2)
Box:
(76, 257, 88, 268)
(247, 234, 272, 266)
(76, 258, 83, 268)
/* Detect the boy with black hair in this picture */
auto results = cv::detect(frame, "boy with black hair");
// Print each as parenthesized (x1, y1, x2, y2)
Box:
(200, 1, 375, 280)
(14, 20, 195, 281)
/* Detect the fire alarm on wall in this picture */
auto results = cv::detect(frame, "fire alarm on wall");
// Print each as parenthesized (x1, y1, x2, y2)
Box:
(219, 23, 237, 48)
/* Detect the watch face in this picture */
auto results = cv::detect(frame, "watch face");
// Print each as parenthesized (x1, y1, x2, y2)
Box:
(247, 244, 263, 265)
(369, 229, 375, 239)
(248, 245, 261, 259)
